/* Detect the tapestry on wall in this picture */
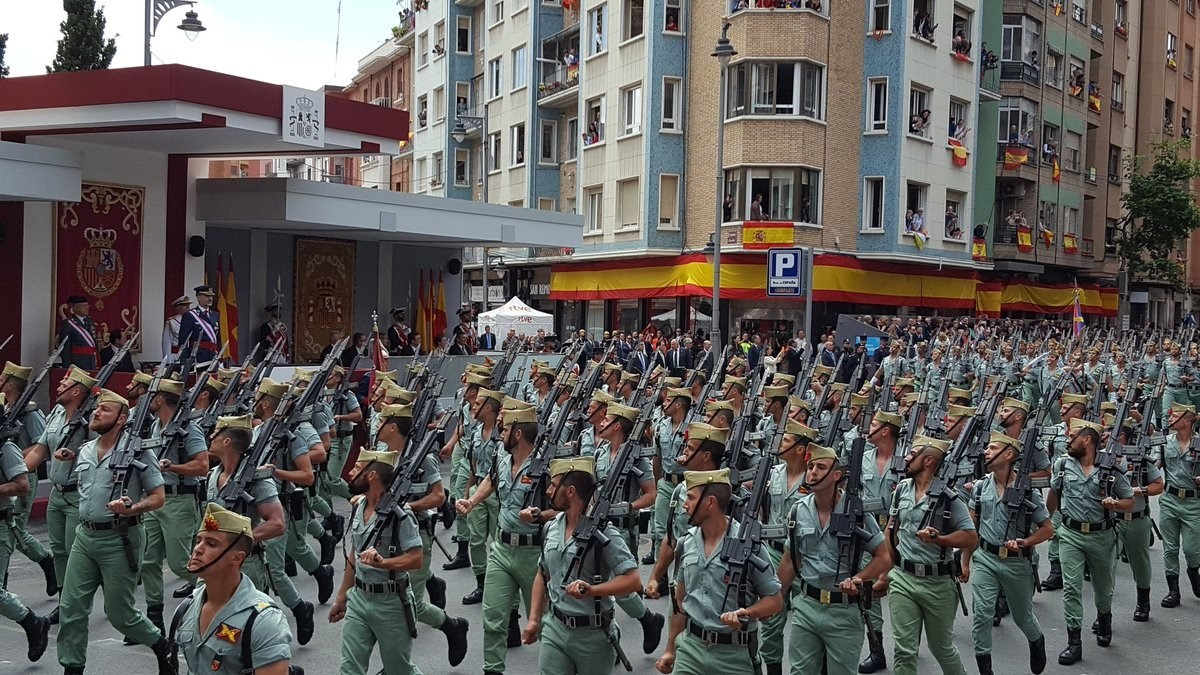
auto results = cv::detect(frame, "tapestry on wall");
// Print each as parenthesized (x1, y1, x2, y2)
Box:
(294, 238, 355, 362)
(54, 183, 144, 352)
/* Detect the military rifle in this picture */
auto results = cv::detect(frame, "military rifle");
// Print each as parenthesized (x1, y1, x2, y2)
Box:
(558, 342, 617, 447)
(823, 353, 869, 449)
(716, 409, 775, 617)
(200, 343, 262, 437)
(811, 352, 846, 437)
(329, 352, 364, 439)
(677, 346, 732, 431)
(158, 342, 228, 459)
(489, 338, 522, 393)
(56, 332, 139, 452)
(724, 362, 766, 485)
(0, 338, 67, 443)
(108, 361, 169, 504)
(231, 337, 285, 417)
(535, 340, 586, 434)
(1001, 370, 1067, 543)
(963, 378, 1008, 482)
(925, 359, 953, 435)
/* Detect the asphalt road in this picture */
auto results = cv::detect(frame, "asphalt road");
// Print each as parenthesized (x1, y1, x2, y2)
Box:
(5, 506, 1200, 675)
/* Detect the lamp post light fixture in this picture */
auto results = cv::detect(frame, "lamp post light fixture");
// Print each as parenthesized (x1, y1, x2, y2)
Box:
(145, 0, 206, 66)
(710, 22, 737, 357)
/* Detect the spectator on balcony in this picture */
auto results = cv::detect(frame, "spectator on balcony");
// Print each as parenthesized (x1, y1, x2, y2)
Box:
(805, 0, 822, 10)
(952, 30, 971, 56)
(912, 208, 927, 233)
(905, 209, 916, 233)
(981, 43, 999, 71)
(1070, 67, 1085, 90)
(1028, 50, 1039, 69)
(418, 108, 427, 127)
(1019, 128, 1034, 146)
(665, 14, 679, 31)
(1043, 140, 1058, 164)
(723, 194, 734, 222)
(750, 193, 769, 221)
(456, 97, 468, 115)
(1088, 81, 1100, 97)
(945, 206, 963, 239)
(974, 222, 987, 241)
(913, 12, 936, 42)
(432, 43, 445, 56)
(1008, 125, 1021, 145)
(800, 195, 812, 223)
(584, 121, 601, 145)
(563, 48, 578, 67)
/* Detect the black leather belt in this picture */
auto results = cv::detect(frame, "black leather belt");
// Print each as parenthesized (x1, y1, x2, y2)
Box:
(980, 539, 1031, 559)
(81, 516, 142, 532)
(551, 605, 612, 629)
(1120, 509, 1149, 522)
(799, 580, 851, 605)
(665, 474, 683, 486)
(164, 485, 200, 495)
(55, 484, 79, 494)
(354, 578, 409, 594)
(1062, 516, 1112, 533)
(898, 557, 955, 577)
(1166, 484, 1199, 499)
(499, 531, 543, 547)
(685, 618, 756, 646)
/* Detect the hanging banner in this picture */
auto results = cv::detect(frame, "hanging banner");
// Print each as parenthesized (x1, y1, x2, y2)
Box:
(54, 183, 144, 352)
(294, 238, 355, 362)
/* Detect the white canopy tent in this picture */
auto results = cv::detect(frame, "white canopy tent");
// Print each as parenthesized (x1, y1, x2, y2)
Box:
(651, 306, 712, 331)
(477, 296, 555, 339)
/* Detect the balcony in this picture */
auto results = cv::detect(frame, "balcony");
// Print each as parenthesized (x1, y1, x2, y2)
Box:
(392, 6, 417, 46)
(537, 24, 581, 109)
(1000, 61, 1040, 86)
(456, 0, 483, 6)
(1090, 23, 1103, 42)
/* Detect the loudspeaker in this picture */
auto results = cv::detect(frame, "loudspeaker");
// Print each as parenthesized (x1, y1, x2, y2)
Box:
(188, 235, 206, 258)
(446, 258, 462, 275)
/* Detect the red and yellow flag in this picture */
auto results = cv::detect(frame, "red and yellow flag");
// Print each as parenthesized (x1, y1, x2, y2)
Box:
(1041, 227, 1055, 249)
(225, 255, 240, 361)
(742, 221, 794, 250)
(1063, 233, 1079, 254)
(1016, 224, 1033, 253)
(1089, 94, 1102, 112)
(433, 271, 448, 340)
(1053, 158, 1061, 183)
(972, 236, 987, 261)
(415, 270, 428, 348)
(948, 139, 969, 168)
(1003, 145, 1029, 170)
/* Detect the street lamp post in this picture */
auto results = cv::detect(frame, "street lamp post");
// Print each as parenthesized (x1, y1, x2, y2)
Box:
(710, 23, 737, 357)
(145, 0, 206, 66)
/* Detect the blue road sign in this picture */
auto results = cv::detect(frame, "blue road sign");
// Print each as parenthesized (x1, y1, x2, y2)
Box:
(767, 248, 807, 297)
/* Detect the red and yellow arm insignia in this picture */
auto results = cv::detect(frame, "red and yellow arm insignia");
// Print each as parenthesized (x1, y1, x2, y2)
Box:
(214, 623, 241, 644)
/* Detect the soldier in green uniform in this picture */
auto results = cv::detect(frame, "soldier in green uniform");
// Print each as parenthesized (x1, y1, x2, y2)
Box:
(23, 365, 98, 617)
(0, 392, 51, 662)
(856, 410, 904, 674)
(137, 377, 210, 634)
(329, 449, 423, 674)
(1039, 390, 1089, 591)
(291, 369, 338, 566)
(521, 455, 643, 674)
(656, 468, 783, 675)
(1161, 342, 1193, 417)
(578, 389, 618, 459)
(374, 402, 470, 665)
(1048, 417, 1135, 665)
(1, 362, 56, 595)
(1102, 412, 1163, 622)
(886, 435, 977, 675)
(56, 389, 174, 674)
(462, 386, 505, 605)
(456, 401, 555, 675)
(964, 432, 1053, 675)
(776, 444, 891, 675)
(650, 387, 690, 565)
(173, 503, 294, 675)
(1157, 403, 1200, 608)
(326, 364, 363, 502)
(440, 369, 492, 571)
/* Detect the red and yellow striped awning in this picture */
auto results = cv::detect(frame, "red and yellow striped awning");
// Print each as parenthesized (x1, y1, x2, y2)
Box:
(548, 254, 768, 300)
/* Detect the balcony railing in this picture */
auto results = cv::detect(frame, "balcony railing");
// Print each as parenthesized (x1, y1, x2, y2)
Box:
(1091, 23, 1104, 41)
(1000, 61, 1040, 86)
(1082, 238, 1095, 256)
(538, 64, 580, 100)
(980, 65, 1001, 96)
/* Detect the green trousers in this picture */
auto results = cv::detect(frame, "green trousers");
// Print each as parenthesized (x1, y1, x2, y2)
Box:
(1164, 386, 1192, 418)
(651, 478, 677, 553)
(285, 500, 320, 574)
(466, 485, 498, 578)
(538, 609, 620, 675)
(263, 534, 303, 608)
(613, 523, 647, 620)
(673, 630, 756, 674)
(1047, 510, 1062, 563)
(759, 545, 787, 666)
(1160, 493, 1200, 575)
(140, 493, 200, 605)
(57, 525, 162, 668)
(412, 529, 447, 628)
(888, 567, 967, 675)
(1114, 514, 1153, 588)
(788, 593, 864, 675)
(46, 486, 80, 584)
(325, 435, 352, 500)
(1059, 526, 1117, 629)
(339, 586, 421, 675)
(969, 550, 1042, 655)
(0, 517, 32, 621)
(449, 445, 470, 541)
(481, 540, 538, 673)
(14, 471, 50, 562)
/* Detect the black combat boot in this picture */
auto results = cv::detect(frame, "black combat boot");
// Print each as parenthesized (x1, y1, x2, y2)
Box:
(291, 600, 315, 645)
(323, 513, 346, 542)
(37, 556, 57, 597)
(1042, 560, 1063, 590)
(765, 663, 784, 675)
(427, 574, 447, 609)
(313, 564, 335, 604)
(975, 653, 993, 675)
(439, 616, 469, 666)
(858, 631, 887, 673)
(442, 537, 470, 570)
(1057, 627, 1082, 665)
(1134, 586, 1151, 621)
(125, 604, 165, 646)
(1029, 635, 1046, 674)
(1188, 566, 1200, 598)
(1162, 574, 1182, 607)
(318, 531, 336, 566)
(1095, 612, 1112, 647)
(18, 609, 49, 662)
(639, 609, 665, 654)
(462, 573, 485, 605)
(64, 666, 84, 674)
(506, 610, 522, 648)
(151, 637, 173, 675)
(641, 541, 657, 565)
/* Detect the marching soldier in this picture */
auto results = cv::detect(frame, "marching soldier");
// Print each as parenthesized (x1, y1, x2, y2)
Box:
(656, 468, 783, 675)
(650, 387, 691, 566)
(776, 444, 891, 675)
(172, 502, 294, 674)
(126, 371, 154, 412)
(440, 369, 492, 571)
(887, 435, 977, 675)
(1158, 403, 1200, 608)
(58, 295, 99, 370)
(56, 389, 173, 674)
(965, 432, 1053, 675)
(1, 362, 57, 595)
(578, 389, 618, 458)
(1161, 342, 1193, 417)
(461, 386, 505, 605)
(178, 284, 221, 365)
(160, 295, 191, 365)
(1039, 391, 1089, 591)
(1103, 413, 1161, 622)
(857, 410, 904, 674)
(521, 455, 643, 674)
(1048, 418, 1134, 665)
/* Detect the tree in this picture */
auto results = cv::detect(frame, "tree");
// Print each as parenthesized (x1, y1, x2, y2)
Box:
(1115, 139, 1200, 289)
(0, 34, 9, 78)
(47, 0, 116, 73)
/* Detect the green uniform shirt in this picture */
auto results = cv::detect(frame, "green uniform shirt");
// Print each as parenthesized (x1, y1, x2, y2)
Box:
(666, 482, 692, 543)
(495, 451, 543, 536)
(1050, 455, 1134, 523)
(176, 573, 292, 675)
(1126, 459, 1162, 512)
(351, 501, 422, 585)
(14, 405, 46, 451)
(309, 400, 333, 437)
(469, 423, 500, 480)
(969, 474, 1049, 544)
(36, 404, 95, 486)
(0, 440, 26, 509)
(889, 478, 975, 565)
(655, 417, 687, 477)
(787, 492, 884, 591)
(593, 440, 653, 504)
(74, 437, 166, 523)
(539, 513, 637, 616)
(252, 421, 320, 486)
(764, 462, 805, 531)
(881, 355, 906, 383)
(329, 389, 361, 435)
(1159, 433, 1200, 491)
(207, 465, 279, 530)
(677, 519, 781, 631)
(1037, 422, 1069, 462)
(148, 417, 207, 487)
(860, 446, 900, 514)
(578, 425, 597, 459)
(1164, 358, 1189, 388)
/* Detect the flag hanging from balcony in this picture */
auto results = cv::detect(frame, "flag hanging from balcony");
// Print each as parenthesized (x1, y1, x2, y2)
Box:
(1089, 94, 1102, 112)
(948, 139, 969, 167)
(1040, 226, 1054, 249)
(1063, 233, 1079, 254)
(1003, 145, 1029, 170)
(1053, 158, 1061, 183)
(742, 221, 794, 250)
(972, 236, 988, 261)
(1053, 2, 1065, 16)
(912, 230, 928, 251)
(1016, 223, 1033, 253)
(1069, 83, 1083, 97)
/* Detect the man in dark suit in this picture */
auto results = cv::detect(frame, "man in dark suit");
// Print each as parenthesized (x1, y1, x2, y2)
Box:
(99, 329, 136, 372)
(478, 325, 497, 351)
(57, 295, 98, 369)
(695, 339, 715, 375)
(666, 338, 692, 378)
(177, 284, 221, 365)
(448, 332, 471, 355)
(626, 343, 650, 375)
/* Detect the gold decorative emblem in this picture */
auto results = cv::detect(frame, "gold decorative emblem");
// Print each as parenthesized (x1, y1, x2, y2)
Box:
(75, 227, 123, 299)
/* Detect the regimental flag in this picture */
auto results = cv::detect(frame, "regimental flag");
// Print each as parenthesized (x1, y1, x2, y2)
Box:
(1053, 158, 1062, 183)
(416, 270, 428, 351)
(225, 255, 240, 361)
(1003, 145, 1029, 170)
(1072, 288, 1085, 337)
(741, 221, 794, 250)
(368, 314, 388, 391)
(1063, 233, 1079, 254)
(1041, 226, 1055, 249)
(948, 138, 969, 167)
(216, 253, 230, 354)
(1017, 223, 1034, 253)
(433, 271, 448, 341)
(972, 236, 988, 261)
(1089, 94, 1102, 112)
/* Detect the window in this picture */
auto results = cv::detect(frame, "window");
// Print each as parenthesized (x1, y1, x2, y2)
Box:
(912, 0, 935, 42)
(726, 61, 824, 120)
(799, 62, 823, 118)
(566, 117, 579, 159)
(945, 190, 966, 239)
(868, 78, 888, 132)
(1105, 218, 1118, 253)
(1045, 49, 1063, 89)
(455, 82, 469, 116)
(585, 96, 606, 145)
(512, 45, 528, 90)
(722, 166, 821, 224)
(418, 32, 429, 68)
(490, 0, 505, 25)
(1108, 145, 1122, 180)
(771, 170, 795, 221)
(1068, 56, 1085, 93)
(871, 0, 890, 32)
(905, 181, 929, 232)
(433, 86, 444, 123)
(1041, 123, 1059, 163)
(538, 198, 556, 211)
(951, 6, 973, 58)
(1116, 1, 1128, 28)
(1063, 207, 1079, 237)
(659, 174, 680, 228)
(1001, 15, 1040, 63)
(488, 132, 502, 173)
(1070, 0, 1086, 23)
(540, 120, 557, 163)
(621, 84, 643, 136)
(454, 149, 470, 186)
(1039, 201, 1057, 235)
(662, 77, 682, 130)
(1169, 33, 1179, 68)
(623, 0, 644, 40)
(617, 178, 640, 229)
(511, 124, 526, 166)
(457, 17, 472, 53)
(589, 5, 608, 55)
(434, 21, 446, 58)
(417, 93, 428, 128)
(908, 85, 931, 138)
(585, 185, 603, 233)
(863, 177, 885, 231)
(948, 97, 969, 142)
(1112, 72, 1125, 109)
(1187, 45, 1195, 76)
(488, 58, 502, 98)
(664, 0, 682, 33)
(415, 157, 427, 188)
(432, 152, 444, 187)
(1166, 98, 1177, 133)
(1064, 131, 1082, 172)
(1184, 109, 1193, 137)
(513, 0, 528, 14)
(1190, 0, 1196, 15)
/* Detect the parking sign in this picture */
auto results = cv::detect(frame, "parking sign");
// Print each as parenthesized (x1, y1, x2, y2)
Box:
(767, 248, 807, 297)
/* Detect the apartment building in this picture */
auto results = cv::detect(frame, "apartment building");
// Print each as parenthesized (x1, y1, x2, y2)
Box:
(342, 20, 416, 193)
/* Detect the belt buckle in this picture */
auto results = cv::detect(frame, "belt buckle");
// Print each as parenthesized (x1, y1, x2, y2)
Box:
(914, 564, 926, 577)
(702, 628, 718, 644)
(819, 589, 831, 604)
(1179, 489, 1189, 498)
(565, 615, 578, 628)
(998, 547, 1008, 559)
(1081, 521, 1091, 533)
(877, 514, 888, 528)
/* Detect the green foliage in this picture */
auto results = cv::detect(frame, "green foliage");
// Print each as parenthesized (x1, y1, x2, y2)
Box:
(0, 34, 9, 78)
(1116, 139, 1200, 289)
(47, 0, 116, 73)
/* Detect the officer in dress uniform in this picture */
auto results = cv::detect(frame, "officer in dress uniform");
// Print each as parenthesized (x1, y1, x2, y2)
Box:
(160, 295, 191, 365)
(258, 303, 291, 364)
(173, 502, 294, 675)
(178, 285, 221, 366)
(1157, 403, 1200, 609)
(521, 455, 643, 675)
(1, 362, 57, 595)
(58, 295, 99, 370)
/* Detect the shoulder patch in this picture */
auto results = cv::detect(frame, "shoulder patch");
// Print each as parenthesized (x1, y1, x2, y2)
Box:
(214, 623, 241, 643)
(255, 601, 271, 611)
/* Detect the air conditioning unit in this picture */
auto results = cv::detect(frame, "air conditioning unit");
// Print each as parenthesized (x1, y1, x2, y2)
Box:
(1001, 183, 1026, 198)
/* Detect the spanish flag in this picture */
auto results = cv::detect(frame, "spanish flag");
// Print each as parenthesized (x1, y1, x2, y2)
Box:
(947, 139, 969, 168)
(1041, 227, 1055, 249)
(1054, 2, 1064, 16)
(972, 236, 987, 261)
(742, 221, 794, 250)
(1089, 94, 1102, 112)
(1069, 84, 1083, 97)
(1053, 158, 1061, 183)
(1017, 224, 1033, 253)
(1003, 145, 1029, 170)
(912, 230, 928, 251)
(1063, 233, 1079, 254)
(415, 270, 428, 349)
